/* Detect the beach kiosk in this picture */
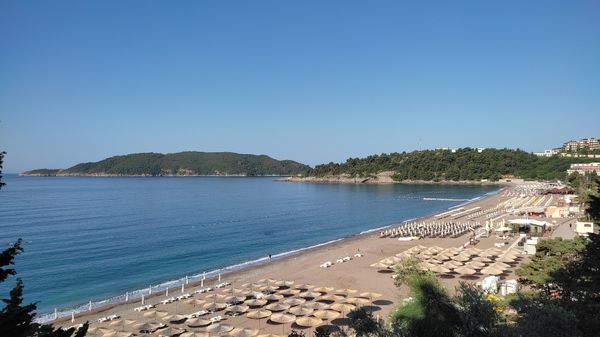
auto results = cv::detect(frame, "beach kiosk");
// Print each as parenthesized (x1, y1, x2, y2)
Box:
(508, 219, 551, 237)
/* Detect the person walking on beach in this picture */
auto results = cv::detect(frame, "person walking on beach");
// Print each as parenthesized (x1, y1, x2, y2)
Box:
(268, 254, 272, 261)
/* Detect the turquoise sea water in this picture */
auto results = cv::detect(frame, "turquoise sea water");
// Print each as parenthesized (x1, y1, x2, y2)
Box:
(0, 175, 498, 317)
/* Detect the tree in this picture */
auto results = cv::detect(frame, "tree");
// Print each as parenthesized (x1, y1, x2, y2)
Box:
(454, 283, 503, 337)
(390, 274, 460, 337)
(347, 307, 380, 337)
(0, 152, 87, 337)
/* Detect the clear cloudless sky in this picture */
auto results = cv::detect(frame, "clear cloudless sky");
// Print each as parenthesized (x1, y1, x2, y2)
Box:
(1, 0, 599, 172)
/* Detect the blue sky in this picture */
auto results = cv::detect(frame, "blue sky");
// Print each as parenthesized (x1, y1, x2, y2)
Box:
(1, 1, 599, 172)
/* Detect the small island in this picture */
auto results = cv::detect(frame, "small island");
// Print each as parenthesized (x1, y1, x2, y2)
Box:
(21, 152, 310, 177)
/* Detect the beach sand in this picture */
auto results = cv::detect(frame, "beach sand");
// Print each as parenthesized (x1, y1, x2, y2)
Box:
(56, 189, 529, 335)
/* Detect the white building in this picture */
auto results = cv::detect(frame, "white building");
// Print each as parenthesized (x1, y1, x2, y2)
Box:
(567, 163, 600, 175)
(575, 221, 595, 236)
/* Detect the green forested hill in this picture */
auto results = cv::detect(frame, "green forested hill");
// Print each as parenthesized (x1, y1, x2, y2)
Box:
(22, 152, 309, 176)
(306, 148, 598, 181)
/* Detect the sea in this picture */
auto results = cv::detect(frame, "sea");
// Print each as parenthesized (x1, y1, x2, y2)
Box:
(0, 174, 499, 320)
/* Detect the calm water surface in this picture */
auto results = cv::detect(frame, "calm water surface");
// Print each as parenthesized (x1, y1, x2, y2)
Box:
(0, 175, 498, 313)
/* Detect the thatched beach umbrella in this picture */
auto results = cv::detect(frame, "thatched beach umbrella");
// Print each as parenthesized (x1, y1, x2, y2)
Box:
(270, 313, 296, 324)
(497, 255, 517, 263)
(288, 305, 314, 316)
(279, 289, 301, 297)
(358, 292, 382, 300)
(185, 298, 206, 306)
(466, 261, 487, 269)
(165, 314, 188, 324)
(453, 266, 477, 276)
(245, 298, 268, 307)
(295, 316, 323, 328)
(317, 294, 343, 302)
(143, 310, 169, 319)
(206, 323, 234, 334)
(263, 294, 284, 301)
(452, 254, 471, 262)
(299, 291, 321, 299)
(260, 285, 279, 293)
(330, 303, 356, 313)
(266, 302, 291, 312)
(284, 298, 306, 306)
(181, 332, 210, 337)
(100, 331, 134, 337)
(293, 284, 313, 290)
(226, 304, 250, 315)
(226, 295, 247, 304)
(312, 310, 340, 320)
(257, 334, 285, 337)
(491, 262, 511, 270)
(230, 328, 259, 337)
(204, 293, 226, 301)
(473, 256, 492, 264)
(203, 302, 227, 312)
(186, 318, 211, 328)
(446, 260, 463, 268)
(247, 309, 272, 319)
(429, 265, 451, 274)
(480, 266, 503, 276)
(370, 262, 391, 269)
(334, 289, 357, 296)
(343, 297, 370, 306)
(135, 322, 163, 333)
(305, 302, 330, 310)
(156, 326, 186, 337)
(312, 287, 334, 293)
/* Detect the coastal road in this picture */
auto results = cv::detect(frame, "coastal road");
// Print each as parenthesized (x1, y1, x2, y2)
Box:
(551, 218, 577, 240)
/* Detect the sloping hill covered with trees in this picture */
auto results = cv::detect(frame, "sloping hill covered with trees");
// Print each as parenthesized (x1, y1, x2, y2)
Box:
(22, 152, 309, 176)
(306, 148, 597, 182)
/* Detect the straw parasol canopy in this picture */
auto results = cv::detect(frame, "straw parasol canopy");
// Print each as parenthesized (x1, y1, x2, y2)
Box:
(330, 303, 356, 313)
(101, 332, 134, 337)
(279, 289, 301, 297)
(230, 328, 259, 337)
(446, 260, 464, 268)
(260, 285, 280, 293)
(299, 291, 321, 299)
(266, 302, 291, 312)
(452, 254, 471, 262)
(453, 266, 477, 275)
(312, 310, 340, 320)
(227, 304, 250, 314)
(295, 316, 323, 328)
(343, 297, 370, 305)
(135, 322, 163, 333)
(206, 323, 234, 334)
(186, 318, 211, 327)
(358, 292, 382, 300)
(429, 265, 451, 274)
(156, 327, 186, 337)
(305, 302, 330, 310)
(480, 266, 504, 276)
(247, 309, 272, 319)
(245, 298, 268, 307)
(203, 302, 227, 311)
(288, 305, 314, 316)
(417, 262, 436, 271)
(181, 332, 210, 337)
(317, 294, 343, 302)
(491, 262, 511, 270)
(370, 262, 391, 269)
(425, 258, 442, 265)
(165, 314, 188, 323)
(284, 298, 306, 306)
(270, 313, 296, 324)
(204, 293, 227, 301)
(226, 295, 247, 304)
(433, 255, 450, 262)
(257, 334, 285, 337)
(497, 255, 517, 263)
(143, 310, 169, 319)
(473, 256, 493, 264)
(185, 298, 206, 306)
(334, 289, 357, 296)
(312, 287, 334, 293)
(263, 294, 284, 301)
(294, 284, 313, 290)
(466, 261, 487, 269)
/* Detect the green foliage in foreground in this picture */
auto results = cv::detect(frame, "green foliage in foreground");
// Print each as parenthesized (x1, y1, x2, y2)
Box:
(22, 152, 310, 176)
(306, 148, 598, 181)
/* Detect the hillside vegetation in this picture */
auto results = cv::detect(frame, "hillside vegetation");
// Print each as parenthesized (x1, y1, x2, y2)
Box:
(306, 148, 598, 181)
(22, 152, 309, 176)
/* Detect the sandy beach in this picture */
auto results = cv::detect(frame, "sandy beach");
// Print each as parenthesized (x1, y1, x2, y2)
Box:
(49, 184, 552, 337)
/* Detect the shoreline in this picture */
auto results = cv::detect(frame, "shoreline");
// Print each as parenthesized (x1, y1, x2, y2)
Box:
(44, 186, 504, 325)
